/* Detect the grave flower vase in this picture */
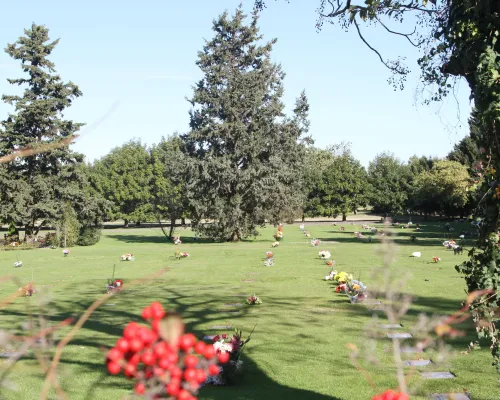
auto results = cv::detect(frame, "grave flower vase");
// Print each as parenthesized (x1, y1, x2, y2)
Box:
(220, 359, 245, 385)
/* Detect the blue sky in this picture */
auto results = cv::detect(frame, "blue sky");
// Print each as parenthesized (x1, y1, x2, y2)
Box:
(0, 0, 472, 167)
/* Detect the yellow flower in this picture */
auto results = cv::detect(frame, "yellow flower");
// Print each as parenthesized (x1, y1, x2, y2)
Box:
(353, 284, 360, 291)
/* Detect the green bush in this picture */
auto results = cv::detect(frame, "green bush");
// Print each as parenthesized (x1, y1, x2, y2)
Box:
(56, 204, 81, 247)
(77, 226, 102, 246)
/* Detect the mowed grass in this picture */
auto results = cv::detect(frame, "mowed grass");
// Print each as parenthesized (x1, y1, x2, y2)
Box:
(0, 222, 499, 400)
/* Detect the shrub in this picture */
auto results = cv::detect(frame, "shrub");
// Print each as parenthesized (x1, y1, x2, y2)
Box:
(77, 226, 102, 246)
(56, 204, 81, 247)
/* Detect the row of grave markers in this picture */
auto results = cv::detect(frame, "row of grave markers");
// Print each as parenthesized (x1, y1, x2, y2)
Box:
(364, 298, 470, 399)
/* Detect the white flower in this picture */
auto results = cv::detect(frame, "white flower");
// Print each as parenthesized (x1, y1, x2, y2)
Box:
(411, 252, 421, 257)
(459, 235, 465, 239)
(14, 261, 22, 267)
(213, 341, 233, 353)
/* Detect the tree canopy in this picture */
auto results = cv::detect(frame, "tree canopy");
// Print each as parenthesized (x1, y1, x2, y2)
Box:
(182, 7, 310, 241)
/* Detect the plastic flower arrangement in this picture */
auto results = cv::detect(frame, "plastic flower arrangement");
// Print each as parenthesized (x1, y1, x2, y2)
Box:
(318, 250, 331, 259)
(246, 294, 262, 305)
(273, 231, 283, 241)
(271, 241, 280, 248)
(19, 283, 35, 296)
(208, 328, 254, 386)
(432, 256, 441, 263)
(121, 254, 134, 261)
(334, 271, 353, 283)
(14, 261, 22, 267)
(304, 231, 311, 238)
(266, 251, 273, 259)
(335, 283, 347, 293)
(173, 236, 182, 245)
(107, 279, 124, 294)
(105, 302, 226, 399)
(327, 260, 335, 267)
(63, 249, 70, 256)
(299, 224, 305, 230)
(324, 269, 337, 281)
(181, 252, 190, 258)
(344, 279, 368, 303)
(311, 239, 321, 247)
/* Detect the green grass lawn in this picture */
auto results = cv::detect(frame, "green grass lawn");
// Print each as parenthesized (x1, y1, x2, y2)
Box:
(0, 222, 499, 399)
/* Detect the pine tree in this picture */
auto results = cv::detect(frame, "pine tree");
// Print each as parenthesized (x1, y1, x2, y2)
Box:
(182, 8, 310, 241)
(0, 24, 86, 238)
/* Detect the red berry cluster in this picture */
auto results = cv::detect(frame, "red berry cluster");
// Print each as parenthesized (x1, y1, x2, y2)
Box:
(106, 302, 226, 399)
(372, 390, 409, 400)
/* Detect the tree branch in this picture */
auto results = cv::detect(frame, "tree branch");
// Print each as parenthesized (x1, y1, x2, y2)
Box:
(374, 15, 425, 47)
(353, 19, 402, 74)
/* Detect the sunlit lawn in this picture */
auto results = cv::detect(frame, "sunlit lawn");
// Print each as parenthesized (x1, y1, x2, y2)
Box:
(0, 221, 499, 399)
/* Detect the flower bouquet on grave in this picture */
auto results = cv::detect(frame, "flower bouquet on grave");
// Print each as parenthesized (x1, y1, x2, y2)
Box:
(264, 251, 274, 266)
(324, 269, 337, 281)
(432, 256, 441, 263)
(106, 265, 123, 294)
(311, 239, 321, 247)
(121, 253, 134, 261)
(246, 294, 262, 305)
(19, 282, 35, 297)
(207, 327, 255, 386)
(273, 230, 283, 241)
(174, 249, 189, 259)
(304, 231, 311, 238)
(318, 250, 331, 260)
(299, 223, 305, 231)
(63, 249, 70, 257)
(344, 279, 368, 304)
(326, 259, 335, 267)
(173, 236, 182, 245)
(271, 241, 280, 248)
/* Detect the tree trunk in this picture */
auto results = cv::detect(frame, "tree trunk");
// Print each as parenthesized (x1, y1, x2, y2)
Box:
(231, 230, 240, 242)
(181, 217, 186, 226)
(136, 221, 141, 226)
(301, 214, 305, 222)
(124, 219, 129, 228)
(342, 213, 347, 222)
(169, 219, 175, 239)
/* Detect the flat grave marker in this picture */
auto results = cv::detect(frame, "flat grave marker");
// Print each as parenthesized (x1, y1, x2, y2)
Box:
(203, 335, 216, 341)
(403, 359, 432, 367)
(387, 332, 412, 339)
(430, 394, 470, 400)
(209, 326, 233, 330)
(420, 372, 455, 379)
(222, 303, 243, 307)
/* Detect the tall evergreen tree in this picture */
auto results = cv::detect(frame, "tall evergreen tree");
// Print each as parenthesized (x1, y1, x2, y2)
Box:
(368, 153, 410, 217)
(0, 24, 89, 238)
(182, 8, 310, 241)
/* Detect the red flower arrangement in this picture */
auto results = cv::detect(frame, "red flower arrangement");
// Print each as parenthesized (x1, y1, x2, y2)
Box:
(105, 302, 226, 399)
(372, 390, 409, 400)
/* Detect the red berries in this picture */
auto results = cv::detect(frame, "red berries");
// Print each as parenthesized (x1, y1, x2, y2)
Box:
(107, 361, 121, 375)
(134, 382, 145, 395)
(184, 355, 199, 368)
(105, 302, 220, 399)
(217, 351, 230, 364)
(116, 338, 130, 353)
(208, 364, 220, 376)
(372, 390, 409, 400)
(203, 345, 216, 360)
(179, 333, 196, 352)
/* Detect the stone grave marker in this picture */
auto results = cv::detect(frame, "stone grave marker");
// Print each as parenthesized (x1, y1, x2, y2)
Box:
(387, 332, 412, 339)
(430, 393, 470, 400)
(401, 347, 424, 353)
(420, 372, 455, 379)
(209, 326, 233, 330)
(403, 359, 432, 367)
